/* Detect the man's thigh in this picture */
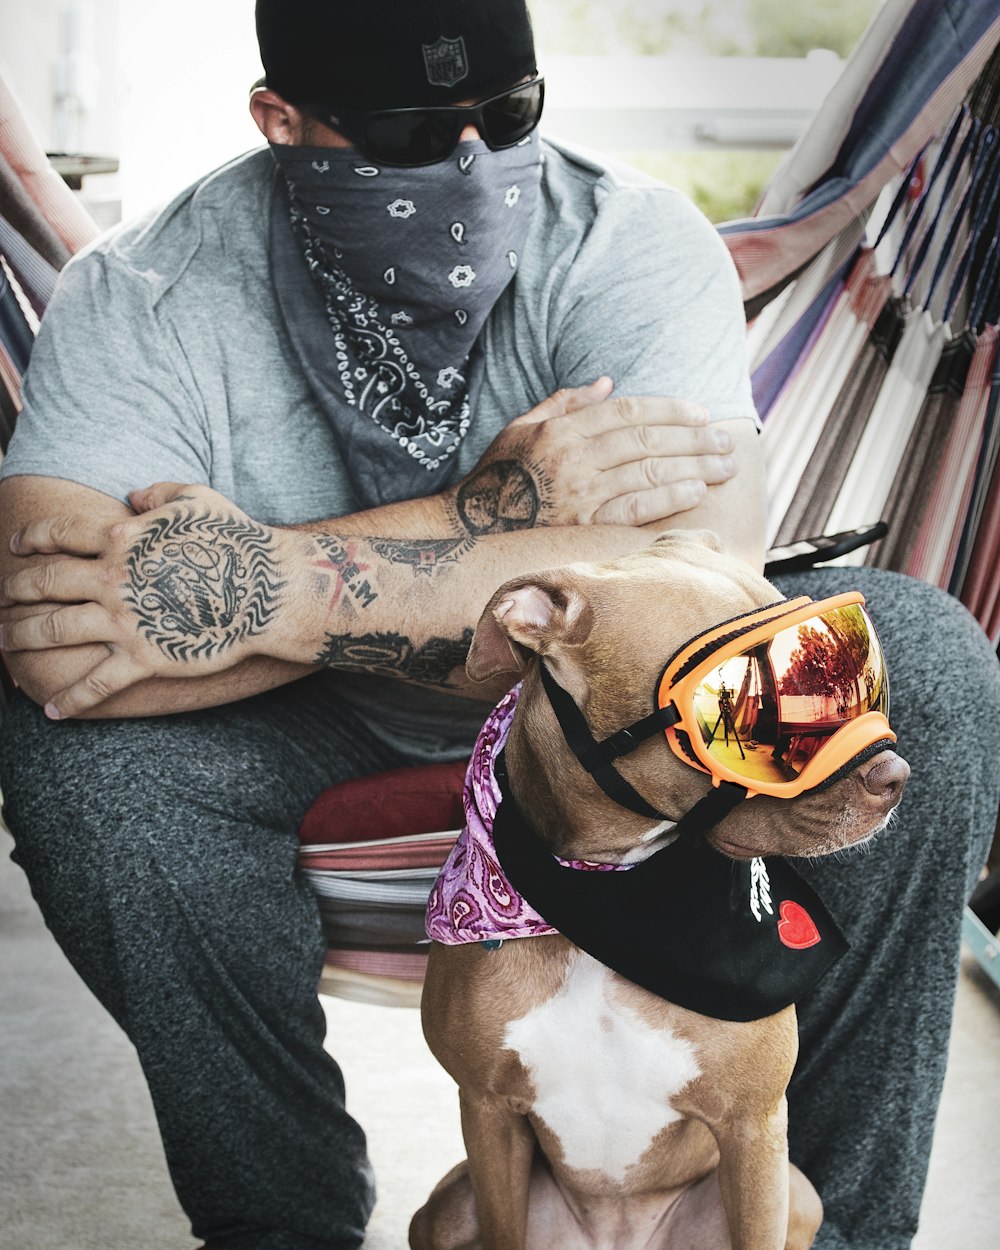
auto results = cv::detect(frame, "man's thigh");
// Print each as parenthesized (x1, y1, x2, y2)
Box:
(1, 672, 409, 835)
(0, 675, 416, 1004)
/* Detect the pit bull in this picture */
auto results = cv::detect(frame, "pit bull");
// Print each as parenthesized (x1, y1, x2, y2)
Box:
(411, 532, 909, 1250)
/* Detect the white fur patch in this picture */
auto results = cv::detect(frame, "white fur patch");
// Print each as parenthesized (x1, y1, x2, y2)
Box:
(502, 952, 701, 1182)
(623, 821, 678, 863)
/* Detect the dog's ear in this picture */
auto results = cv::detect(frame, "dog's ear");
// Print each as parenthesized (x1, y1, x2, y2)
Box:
(466, 571, 594, 682)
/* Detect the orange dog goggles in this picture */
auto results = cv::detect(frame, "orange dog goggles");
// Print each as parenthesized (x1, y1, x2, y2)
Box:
(654, 593, 893, 799)
(539, 592, 895, 824)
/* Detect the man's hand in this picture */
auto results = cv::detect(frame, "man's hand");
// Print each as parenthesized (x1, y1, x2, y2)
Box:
(0, 484, 307, 718)
(456, 379, 737, 531)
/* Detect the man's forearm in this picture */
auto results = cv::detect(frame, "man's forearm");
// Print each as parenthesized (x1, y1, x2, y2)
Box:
(314, 416, 766, 568)
(278, 427, 767, 683)
(72, 518, 653, 718)
(2, 408, 766, 718)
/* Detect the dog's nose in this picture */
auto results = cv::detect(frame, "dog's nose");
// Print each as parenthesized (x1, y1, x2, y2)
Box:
(858, 752, 910, 805)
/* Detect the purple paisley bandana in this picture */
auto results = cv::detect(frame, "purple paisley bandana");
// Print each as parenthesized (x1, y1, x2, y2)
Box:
(426, 685, 627, 946)
(269, 134, 542, 508)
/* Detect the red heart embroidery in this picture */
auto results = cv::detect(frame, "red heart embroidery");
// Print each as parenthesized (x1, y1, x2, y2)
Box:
(777, 900, 821, 950)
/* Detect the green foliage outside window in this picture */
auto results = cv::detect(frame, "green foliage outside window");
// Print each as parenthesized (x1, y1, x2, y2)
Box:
(621, 149, 785, 223)
(746, 0, 877, 58)
(528, 0, 877, 58)
(529, 0, 878, 220)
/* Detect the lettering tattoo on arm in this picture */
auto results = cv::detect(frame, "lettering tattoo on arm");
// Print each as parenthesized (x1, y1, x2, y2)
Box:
(305, 454, 543, 683)
(313, 534, 378, 611)
(123, 509, 285, 661)
(313, 627, 475, 687)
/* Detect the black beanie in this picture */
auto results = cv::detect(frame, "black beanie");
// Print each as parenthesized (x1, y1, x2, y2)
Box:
(256, 0, 537, 112)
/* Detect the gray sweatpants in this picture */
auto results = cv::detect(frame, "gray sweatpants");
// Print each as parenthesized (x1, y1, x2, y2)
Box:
(1, 568, 998, 1250)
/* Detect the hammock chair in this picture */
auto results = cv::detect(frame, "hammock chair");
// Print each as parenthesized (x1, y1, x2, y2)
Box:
(2, 0, 999, 1006)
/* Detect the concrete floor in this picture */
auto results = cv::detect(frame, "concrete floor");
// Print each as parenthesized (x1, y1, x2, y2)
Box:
(1, 822, 998, 1250)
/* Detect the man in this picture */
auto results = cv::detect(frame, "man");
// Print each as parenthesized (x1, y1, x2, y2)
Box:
(0, 3, 996, 1249)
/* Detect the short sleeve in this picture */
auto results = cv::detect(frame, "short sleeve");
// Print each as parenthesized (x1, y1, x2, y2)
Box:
(0, 245, 212, 502)
(549, 182, 757, 425)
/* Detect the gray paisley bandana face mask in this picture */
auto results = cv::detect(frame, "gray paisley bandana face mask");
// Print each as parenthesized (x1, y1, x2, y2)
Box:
(269, 133, 542, 508)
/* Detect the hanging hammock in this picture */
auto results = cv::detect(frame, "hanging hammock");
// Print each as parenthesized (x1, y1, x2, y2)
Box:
(718, 0, 1000, 642)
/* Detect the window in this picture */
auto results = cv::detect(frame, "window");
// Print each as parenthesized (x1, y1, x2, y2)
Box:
(529, 0, 882, 220)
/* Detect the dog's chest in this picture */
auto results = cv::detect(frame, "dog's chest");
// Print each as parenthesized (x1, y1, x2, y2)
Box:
(502, 951, 701, 1183)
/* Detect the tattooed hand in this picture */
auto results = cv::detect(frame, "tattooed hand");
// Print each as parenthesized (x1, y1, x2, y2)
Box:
(0, 484, 302, 717)
(0, 481, 484, 717)
(456, 380, 739, 530)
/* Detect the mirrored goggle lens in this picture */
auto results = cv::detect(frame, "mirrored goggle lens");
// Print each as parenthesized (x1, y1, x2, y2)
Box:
(683, 604, 889, 786)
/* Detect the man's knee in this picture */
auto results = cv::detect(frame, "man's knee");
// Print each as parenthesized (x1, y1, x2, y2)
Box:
(2, 694, 178, 845)
(1, 691, 327, 1004)
(1, 690, 308, 840)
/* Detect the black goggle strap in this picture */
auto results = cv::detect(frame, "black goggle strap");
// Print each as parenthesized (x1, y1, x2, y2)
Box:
(539, 662, 676, 819)
(538, 663, 748, 837)
(670, 780, 749, 844)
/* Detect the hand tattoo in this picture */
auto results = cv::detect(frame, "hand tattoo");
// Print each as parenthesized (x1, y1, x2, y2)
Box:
(455, 459, 540, 535)
(123, 509, 285, 661)
(313, 627, 474, 686)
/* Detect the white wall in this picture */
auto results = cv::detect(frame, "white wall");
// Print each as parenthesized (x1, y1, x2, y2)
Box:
(116, 1, 263, 216)
(0, 0, 264, 220)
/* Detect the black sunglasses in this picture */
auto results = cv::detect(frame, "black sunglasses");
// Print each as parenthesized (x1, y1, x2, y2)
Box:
(316, 77, 545, 168)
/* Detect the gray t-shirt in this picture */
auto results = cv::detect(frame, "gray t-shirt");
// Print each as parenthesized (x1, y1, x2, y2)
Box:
(2, 138, 755, 761)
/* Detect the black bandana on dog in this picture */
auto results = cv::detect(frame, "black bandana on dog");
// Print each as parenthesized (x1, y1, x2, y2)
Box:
(269, 136, 541, 506)
(490, 751, 848, 1022)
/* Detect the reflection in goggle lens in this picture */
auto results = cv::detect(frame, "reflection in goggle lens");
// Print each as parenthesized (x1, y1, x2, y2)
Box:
(690, 605, 888, 786)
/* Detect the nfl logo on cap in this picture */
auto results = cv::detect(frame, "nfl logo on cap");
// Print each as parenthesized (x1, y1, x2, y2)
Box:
(423, 35, 469, 87)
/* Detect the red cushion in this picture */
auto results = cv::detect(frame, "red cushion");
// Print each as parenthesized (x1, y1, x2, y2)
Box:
(299, 759, 469, 845)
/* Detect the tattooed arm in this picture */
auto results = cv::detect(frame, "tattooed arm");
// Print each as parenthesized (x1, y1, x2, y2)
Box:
(0, 384, 761, 718)
(0, 475, 656, 719)
(322, 380, 762, 566)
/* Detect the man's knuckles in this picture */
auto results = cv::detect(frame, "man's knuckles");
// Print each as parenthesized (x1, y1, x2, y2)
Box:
(599, 395, 642, 427)
(50, 515, 84, 549)
(0, 564, 54, 606)
(28, 514, 79, 553)
(0, 555, 126, 607)
(32, 561, 59, 600)
(2, 608, 64, 649)
(608, 396, 708, 427)
(638, 457, 668, 489)
(80, 669, 116, 704)
(42, 609, 67, 646)
(596, 479, 707, 527)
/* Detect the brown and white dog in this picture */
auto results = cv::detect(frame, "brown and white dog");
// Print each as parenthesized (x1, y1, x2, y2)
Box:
(411, 533, 908, 1250)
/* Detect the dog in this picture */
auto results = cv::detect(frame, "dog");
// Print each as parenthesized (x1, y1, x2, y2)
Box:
(411, 532, 909, 1250)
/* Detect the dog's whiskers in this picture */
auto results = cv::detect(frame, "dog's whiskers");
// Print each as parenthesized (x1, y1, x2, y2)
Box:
(803, 810, 895, 867)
